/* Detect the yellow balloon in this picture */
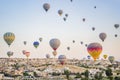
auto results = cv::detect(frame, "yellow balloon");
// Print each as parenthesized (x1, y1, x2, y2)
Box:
(4, 32, 15, 46)
(87, 43, 102, 61)
(103, 54, 108, 59)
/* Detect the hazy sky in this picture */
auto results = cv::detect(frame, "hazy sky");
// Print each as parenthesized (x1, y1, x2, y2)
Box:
(0, 0, 120, 60)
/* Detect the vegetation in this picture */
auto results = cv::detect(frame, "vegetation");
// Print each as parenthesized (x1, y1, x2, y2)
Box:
(105, 68, 113, 80)
(64, 70, 71, 80)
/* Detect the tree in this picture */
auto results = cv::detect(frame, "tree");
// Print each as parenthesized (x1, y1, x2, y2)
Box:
(84, 70, 89, 79)
(105, 68, 113, 80)
(75, 73, 81, 78)
(94, 72, 103, 80)
(64, 70, 70, 80)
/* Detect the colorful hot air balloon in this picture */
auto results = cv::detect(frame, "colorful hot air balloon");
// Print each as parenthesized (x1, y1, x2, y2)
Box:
(103, 54, 108, 59)
(23, 41, 27, 45)
(99, 32, 107, 42)
(33, 41, 39, 48)
(58, 55, 66, 65)
(39, 37, 43, 42)
(25, 52, 30, 58)
(114, 24, 119, 29)
(49, 38, 60, 51)
(58, 9, 63, 16)
(7, 51, 13, 57)
(87, 42, 102, 61)
(3, 32, 15, 46)
(46, 54, 50, 59)
(108, 56, 115, 63)
(43, 3, 50, 12)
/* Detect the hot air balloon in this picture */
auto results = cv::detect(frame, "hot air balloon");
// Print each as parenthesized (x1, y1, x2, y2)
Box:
(67, 47, 70, 50)
(49, 38, 60, 51)
(80, 41, 83, 45)
(108, 56, 115, 63)
(83, 18, 85, 22)
(39, 37, 43, 42)
(33, 41, 39, 48)
(63, 17, 66, 21)
(7, 51, 13, 58)
(94, 6, 96, 9)
(73, 40, 75, 43)
(115, 34, 118, 37)
(114, 24, 119, 29)
(87, 42, 102, 61)
(43, 3, 50, 12)
(58, 10, 63, 16)
(58, 55, 66, 65)
(99, 32, 107, 42)
(22, 50, 26, 55)
(87, 55, 91, 60)
(46, 54, 50, 59)
(70, 0, 73, 2)
(25, 52, 30, 58)
(65, 14, 68, 17)
(92, 27, 95, 31)
(103, 54, 108, 59)
(85, 44, 88, 47)
(3, 32, 15, 46)
(52, 51, 57, 57)
(23, 41, 27, 45)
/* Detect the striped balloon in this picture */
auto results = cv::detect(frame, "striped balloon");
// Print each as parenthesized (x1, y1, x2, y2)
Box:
(3, 32, 15, 46)
(87, 42, 102, 61)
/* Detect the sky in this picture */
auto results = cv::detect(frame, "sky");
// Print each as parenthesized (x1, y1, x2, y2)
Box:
(0, 0, 120, 60)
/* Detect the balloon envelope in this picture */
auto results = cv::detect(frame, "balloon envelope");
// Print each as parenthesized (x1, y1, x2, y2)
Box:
(43, 3, 50, 12)
(58, 55, 66, 65)
(83, 18, 85, 22)
(99, 32, 107, 42)
(49, 38, 60, 51)
(46, 54, 50, 59)
(103, 54, 108, 59)
(92, 27, 95, 31)
(67, 47, 70, 50)
(7, 51, 13, 57)
(52, 51, 57, 57)
(65, 14, 68, 17)
(39, 38, 43, 42)
(63, 17, 66, 21)
(87, 42, 102, 61)
(22, 50, 26, 55)
(58, 10, 63, 16)
(108, 56, 115, 63)
(114, 24, 119, 29)
(115, 34, 118, 37)
(33, 41, 39, 48)
(23, 41, 27, 45)
(25, 52, 30, 58)
(3, 32, 15, 46)
(87, 55, 91, 59)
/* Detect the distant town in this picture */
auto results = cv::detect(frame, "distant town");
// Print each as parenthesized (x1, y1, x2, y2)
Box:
(0, 58, 120, 80)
